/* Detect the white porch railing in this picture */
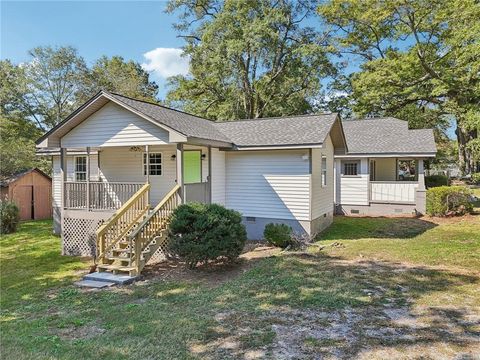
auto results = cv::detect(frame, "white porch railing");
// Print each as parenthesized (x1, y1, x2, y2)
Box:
(64, 181, 144, 210)
(370, 181, 418, 203)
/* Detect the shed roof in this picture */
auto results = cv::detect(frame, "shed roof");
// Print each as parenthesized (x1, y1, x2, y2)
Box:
(1, 168, 51, 187)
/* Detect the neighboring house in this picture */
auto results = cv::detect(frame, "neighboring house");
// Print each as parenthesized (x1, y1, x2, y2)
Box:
(335, 118, 436, 216)
(0, 168, 52, 221)
(36, 91, 435, 276)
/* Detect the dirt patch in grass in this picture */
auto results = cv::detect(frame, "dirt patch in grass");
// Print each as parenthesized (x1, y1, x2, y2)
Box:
(188, 303, 480, 359)
(54, 324, 106, 340)
(140, 243, 280, 287)
(423, 213, 480, 225)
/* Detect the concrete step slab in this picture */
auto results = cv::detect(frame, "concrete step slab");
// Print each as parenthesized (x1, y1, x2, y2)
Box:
(84, 271, 138, 285)
(75, 280, 116, 288)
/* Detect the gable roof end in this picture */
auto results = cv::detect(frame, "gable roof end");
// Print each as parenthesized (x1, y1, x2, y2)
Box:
(36, 91, 233, 147)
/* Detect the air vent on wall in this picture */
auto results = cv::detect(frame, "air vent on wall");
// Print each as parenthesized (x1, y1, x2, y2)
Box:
(246, 217, 256, 223)
(350, 209, 360, 214)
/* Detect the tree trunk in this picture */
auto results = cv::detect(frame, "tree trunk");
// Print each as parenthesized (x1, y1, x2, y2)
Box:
(456, 125, 475, 175)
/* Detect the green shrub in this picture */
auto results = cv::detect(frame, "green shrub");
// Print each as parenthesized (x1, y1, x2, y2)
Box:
(472, 173, 480, 185)
(263, 223, 292, 248)
(425, 174, 449, 188)
(426, 186, 473, 217)
(0, 200, 20, 234)
(168, 203, 247, 268)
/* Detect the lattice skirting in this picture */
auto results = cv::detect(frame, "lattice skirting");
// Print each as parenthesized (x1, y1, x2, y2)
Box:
(62, 211, 113, 256)
(144, 235, 171, 265)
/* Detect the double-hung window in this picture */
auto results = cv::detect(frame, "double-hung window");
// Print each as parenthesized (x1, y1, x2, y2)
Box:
(74, 156, 87, 181)
(321, 155, 327, 186)
(143, 153, 162, 176)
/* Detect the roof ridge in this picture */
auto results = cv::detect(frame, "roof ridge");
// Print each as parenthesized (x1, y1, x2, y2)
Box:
(216, 112, 336, 124)
(105, 91, 218, 123)
(343, 117, 405, 122)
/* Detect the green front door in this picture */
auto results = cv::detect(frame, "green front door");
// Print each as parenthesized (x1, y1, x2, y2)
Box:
(184, 151, 201, 184)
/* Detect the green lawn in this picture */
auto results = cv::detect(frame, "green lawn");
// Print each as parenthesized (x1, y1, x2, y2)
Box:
(316, 216, 480, 269)
(1, 217, 479, 359)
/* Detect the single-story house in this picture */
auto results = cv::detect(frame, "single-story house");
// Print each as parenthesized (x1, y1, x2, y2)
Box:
(36, 91, 436, 276)
(1, 168, 52, 221)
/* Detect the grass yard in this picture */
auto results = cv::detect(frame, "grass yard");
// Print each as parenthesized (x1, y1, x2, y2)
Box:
(1, 216, 479, 359)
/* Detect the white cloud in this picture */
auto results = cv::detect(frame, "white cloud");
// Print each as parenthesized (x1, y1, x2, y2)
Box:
(141, 48, 190, 78)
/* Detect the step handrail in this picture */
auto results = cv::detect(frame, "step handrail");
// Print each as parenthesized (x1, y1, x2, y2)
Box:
(96, 183, 150, 263)
(127, 184, 181, 274)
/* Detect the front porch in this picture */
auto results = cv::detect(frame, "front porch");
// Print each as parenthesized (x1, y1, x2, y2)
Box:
(335, 156, 427, 215)
(57, 143, 213, 257)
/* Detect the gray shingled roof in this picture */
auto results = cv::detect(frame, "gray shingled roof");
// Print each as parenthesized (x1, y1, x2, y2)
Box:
(215, 114, 338, 147)
(342, 118, 436, 154)
(108, 93, 232, 143)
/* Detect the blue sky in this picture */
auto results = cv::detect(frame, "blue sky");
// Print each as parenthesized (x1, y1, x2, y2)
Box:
(1, 0, 187, 98)
(0, 1, 456, 137)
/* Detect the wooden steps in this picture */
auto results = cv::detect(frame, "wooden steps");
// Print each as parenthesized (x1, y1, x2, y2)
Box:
(95, 184, 180, 277)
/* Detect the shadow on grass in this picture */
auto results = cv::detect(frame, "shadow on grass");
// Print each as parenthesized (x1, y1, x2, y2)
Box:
(2, 222, 478, 359)
(187, 253, 479, 358)
(317, 216, 438, 241)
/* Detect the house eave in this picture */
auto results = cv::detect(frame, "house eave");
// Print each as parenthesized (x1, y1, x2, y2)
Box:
(334, 152, 437, 158)
(230, 143, 324, 151)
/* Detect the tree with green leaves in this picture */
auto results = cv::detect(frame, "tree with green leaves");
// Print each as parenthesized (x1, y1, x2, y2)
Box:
(166, 0, 335, 120)
(319, 0, 480, 174)
(23, 46, 89, 130)
(1, 47, 160, 178)
(86, 56, 159, 102)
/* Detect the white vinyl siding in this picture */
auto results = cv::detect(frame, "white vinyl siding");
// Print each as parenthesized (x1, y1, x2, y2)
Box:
(98, 146, 177, 205)
(336, 158, 369, 205)
(225, 150, 311, 221)
(61, 102, 170, 148)
(211, 148, 226, 205)
(311, 135, 335, 219)
(52, 156, 62, 210)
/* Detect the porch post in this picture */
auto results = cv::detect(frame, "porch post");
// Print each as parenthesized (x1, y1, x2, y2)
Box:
(145, 145, 150, 207)
(86, 147, 91, 211)
(417, 159, 425, 190)
(60, 148, 67, 255)
(208, 146, 212, 204)
(145, 145, 150, 184)
(176, 143, 184, 203)
(416, 159, 427, 214)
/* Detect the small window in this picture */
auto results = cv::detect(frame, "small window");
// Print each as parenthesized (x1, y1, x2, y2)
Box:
(74, 156, 87, 181)
(321, 155, 327, 187)
(343, 162, 358, 176)
(143, 153, 162, 176)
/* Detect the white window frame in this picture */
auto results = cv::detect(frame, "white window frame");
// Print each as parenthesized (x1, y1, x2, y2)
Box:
(342, 161, 359, 176)
(321, 154, 327, 187)
(143, 152, 162, 176)
(74, 156, 87, 182)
